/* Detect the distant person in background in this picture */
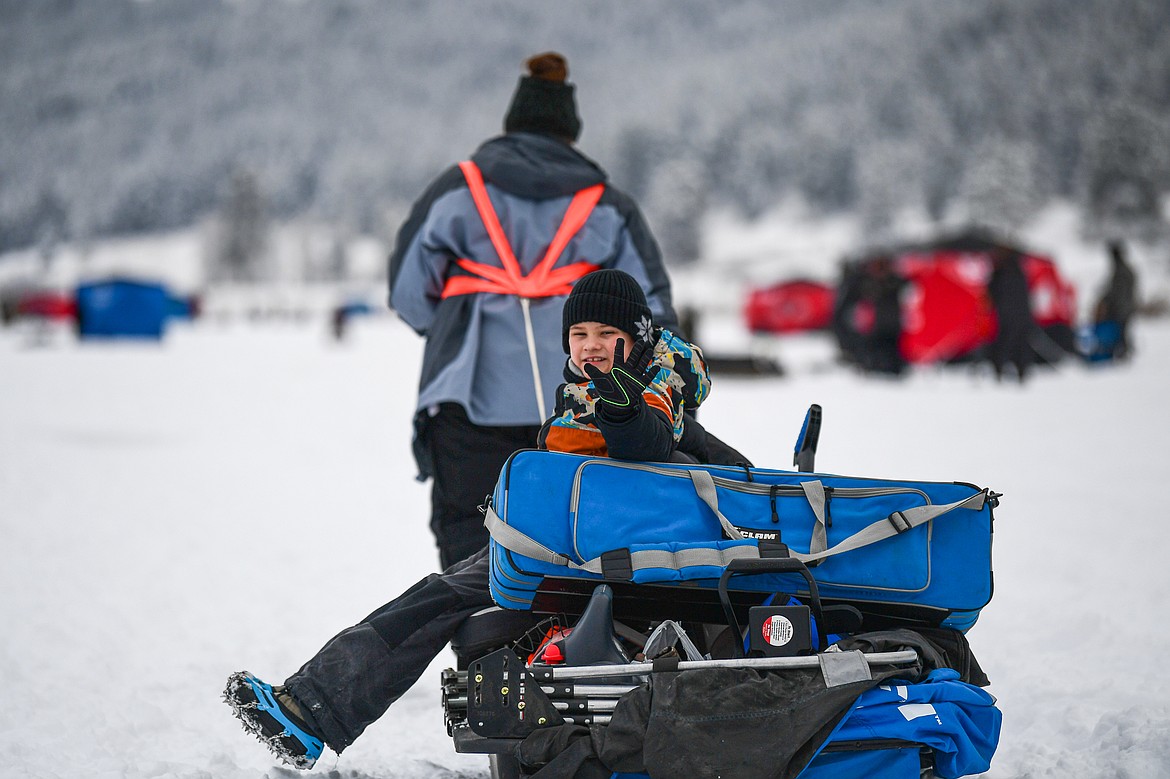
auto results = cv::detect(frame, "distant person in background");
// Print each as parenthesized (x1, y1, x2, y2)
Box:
(833, 257, 907, 376)
(330, 305, 350, 342)
(388, 52, 680, 569)
(1092, 240, 1138, 360)
(860, 256, 907, 376)
(986, 248, 1036, 383)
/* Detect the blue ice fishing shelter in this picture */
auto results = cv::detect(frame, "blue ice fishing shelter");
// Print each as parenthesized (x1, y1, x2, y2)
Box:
(75, 278, 171, 340)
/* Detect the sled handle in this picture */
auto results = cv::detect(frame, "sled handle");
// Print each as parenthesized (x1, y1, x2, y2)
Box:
(718, 556, 826, 656)
(793, 404, 822, 473)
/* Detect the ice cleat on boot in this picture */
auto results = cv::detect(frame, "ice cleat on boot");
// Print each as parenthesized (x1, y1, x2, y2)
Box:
(224, 671, 324, 769)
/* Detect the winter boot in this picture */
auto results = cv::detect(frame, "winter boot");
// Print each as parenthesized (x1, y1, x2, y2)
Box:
(224, 671, 325, 769)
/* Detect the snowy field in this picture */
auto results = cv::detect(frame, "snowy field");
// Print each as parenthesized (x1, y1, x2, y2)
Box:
(3, 289, 1170, 777)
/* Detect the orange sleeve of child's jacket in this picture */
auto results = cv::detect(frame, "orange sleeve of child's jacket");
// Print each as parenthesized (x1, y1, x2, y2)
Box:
(641, 383, 674, 424)
(543, 424, 609, 457)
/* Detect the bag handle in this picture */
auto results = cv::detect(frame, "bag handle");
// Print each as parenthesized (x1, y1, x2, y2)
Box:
(801, 480, 829, 556)
(687, 470, 745, 540)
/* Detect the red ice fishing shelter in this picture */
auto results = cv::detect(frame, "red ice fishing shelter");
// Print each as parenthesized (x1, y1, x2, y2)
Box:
(896, 251, 1000, 363)
(835, 230, 1077, 369)
(744, 279, 836, 334)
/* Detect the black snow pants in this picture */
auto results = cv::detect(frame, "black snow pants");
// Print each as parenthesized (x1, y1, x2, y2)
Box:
(423, 403, 541, 570)
(284, 548, 495, 753)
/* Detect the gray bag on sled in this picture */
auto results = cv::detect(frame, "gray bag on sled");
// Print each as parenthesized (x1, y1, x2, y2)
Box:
(485, 449, 996, 631)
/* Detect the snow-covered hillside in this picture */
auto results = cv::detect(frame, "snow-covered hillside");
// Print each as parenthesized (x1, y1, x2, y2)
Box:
(2, 216, 1169, 778)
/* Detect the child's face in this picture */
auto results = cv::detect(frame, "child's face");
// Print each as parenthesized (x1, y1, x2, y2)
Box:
(568, 321, 636, 375)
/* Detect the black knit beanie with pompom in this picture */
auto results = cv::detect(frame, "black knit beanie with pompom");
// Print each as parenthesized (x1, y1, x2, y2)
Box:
(504, 52, 582, 142)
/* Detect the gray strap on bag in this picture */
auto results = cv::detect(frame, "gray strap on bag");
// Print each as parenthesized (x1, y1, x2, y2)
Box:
(628, 544, 759, 572)
(801, 480, 829, 556)
(685, 467, 987, 566)
(788, 490, 988, 565)
(484, 506, 582, 569)
(688, 469, 745, 540)
(485, 505, 760, 576)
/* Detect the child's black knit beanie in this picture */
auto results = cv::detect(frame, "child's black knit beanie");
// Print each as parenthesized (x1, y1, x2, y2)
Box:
(562, 269, 653, 353)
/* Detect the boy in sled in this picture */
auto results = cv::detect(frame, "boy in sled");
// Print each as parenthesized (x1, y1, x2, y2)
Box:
(225, 269, 741, 769)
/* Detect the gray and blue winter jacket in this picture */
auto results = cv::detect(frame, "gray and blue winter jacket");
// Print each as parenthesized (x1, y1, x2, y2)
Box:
(388, 132, 678, 428)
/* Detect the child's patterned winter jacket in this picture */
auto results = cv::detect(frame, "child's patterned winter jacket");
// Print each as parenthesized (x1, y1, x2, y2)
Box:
(540, 328, 710, 461)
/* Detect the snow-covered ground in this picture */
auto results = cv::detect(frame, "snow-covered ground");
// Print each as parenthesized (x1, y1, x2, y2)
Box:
(2, 212, 1170, 778)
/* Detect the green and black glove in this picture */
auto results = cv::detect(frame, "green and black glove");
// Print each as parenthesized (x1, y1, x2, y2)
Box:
(584, 337, 657, 421)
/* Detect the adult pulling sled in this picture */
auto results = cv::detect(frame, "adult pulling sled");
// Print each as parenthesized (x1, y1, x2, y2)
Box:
(442, 406, 1002, 778)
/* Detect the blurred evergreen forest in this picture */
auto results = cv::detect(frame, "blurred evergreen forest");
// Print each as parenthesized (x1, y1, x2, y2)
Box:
(2, 0, 1168, 261)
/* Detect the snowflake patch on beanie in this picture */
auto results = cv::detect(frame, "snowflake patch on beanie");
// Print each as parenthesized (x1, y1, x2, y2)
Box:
(636, 314, 653, 342)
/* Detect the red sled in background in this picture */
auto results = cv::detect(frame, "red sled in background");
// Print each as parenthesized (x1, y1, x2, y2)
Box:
(745, 278, 836, 335)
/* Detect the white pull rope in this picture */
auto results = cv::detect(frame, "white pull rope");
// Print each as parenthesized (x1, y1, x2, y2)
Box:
(520, 297, 547, 422)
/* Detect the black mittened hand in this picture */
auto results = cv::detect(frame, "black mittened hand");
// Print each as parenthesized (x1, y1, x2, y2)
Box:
(584, 338, 656, 419)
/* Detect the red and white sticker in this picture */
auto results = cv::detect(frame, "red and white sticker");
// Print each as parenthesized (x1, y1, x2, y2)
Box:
(761, 615, 794, 647)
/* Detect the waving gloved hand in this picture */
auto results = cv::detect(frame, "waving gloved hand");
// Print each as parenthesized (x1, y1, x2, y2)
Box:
(584, 337, 657, 420)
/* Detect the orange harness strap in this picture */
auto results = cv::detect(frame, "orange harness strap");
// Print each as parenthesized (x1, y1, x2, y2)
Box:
(441, 161, 604, 299)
